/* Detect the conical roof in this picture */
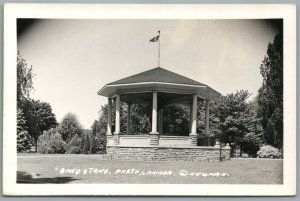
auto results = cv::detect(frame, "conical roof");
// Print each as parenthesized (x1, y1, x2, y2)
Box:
(108, 67, 206, 86)
(98, 67, 220, 100)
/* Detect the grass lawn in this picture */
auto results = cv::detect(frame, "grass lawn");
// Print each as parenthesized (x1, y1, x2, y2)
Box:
(17, 154, 283, 184)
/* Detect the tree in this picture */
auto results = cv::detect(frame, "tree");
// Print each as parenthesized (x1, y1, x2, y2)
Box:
(17, 51, 34, 106)
(17, 108, 33, 152)
(17, 52, 35, 152)
(206, 90, 257, 157)
(129, 104, 151, 134)
(90, 120, 106, 153)
(22, 99, 57, 151)
(35, 100, 58, 133)
(17, 108, 27, 134)
(82, 134, 91, 154)
(163, 105, 189, 136)
(213, 90, 251, 143)
(17, 52, 58, 152)
(58, 113, 82, 142)
(197, 100, 222, 146)
(258, 33, 283, 149)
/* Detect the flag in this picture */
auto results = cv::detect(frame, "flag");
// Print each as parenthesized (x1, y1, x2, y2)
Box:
(150, 35, 159, 42)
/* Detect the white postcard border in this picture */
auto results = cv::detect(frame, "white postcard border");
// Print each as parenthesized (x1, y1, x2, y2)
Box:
(3, 3, 296, 196)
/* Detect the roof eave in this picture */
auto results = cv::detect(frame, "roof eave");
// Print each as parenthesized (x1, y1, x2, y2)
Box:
(98, 82, 206, 97)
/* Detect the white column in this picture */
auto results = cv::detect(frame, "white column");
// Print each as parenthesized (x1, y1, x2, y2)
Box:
(205, 99, 210, 136)
(191, 94, 197, 135)
(127, 103, 131, 134)
(114, 94, 120, 134)
(151, 91, 158, 134)
(107, 98, 112, 135)
(159, 109, 163, 135)
(189, 104, 192, 133)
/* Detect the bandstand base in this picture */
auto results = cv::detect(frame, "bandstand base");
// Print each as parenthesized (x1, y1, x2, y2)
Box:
(106, 145, 230, 162)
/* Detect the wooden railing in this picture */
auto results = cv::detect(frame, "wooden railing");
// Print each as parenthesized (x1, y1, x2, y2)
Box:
(119, 134, 150, 146)
(159, 135, 190, 146)
(114, 134, 191, 146)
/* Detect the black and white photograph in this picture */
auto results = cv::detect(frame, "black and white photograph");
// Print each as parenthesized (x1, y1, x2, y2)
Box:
(3, 4, 296, 196)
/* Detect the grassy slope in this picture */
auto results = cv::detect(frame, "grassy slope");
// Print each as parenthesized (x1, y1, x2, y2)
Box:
(17, 154, 283, 184)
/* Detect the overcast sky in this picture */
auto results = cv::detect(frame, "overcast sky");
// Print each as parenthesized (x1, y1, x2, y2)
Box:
(17, 19, 281, 129)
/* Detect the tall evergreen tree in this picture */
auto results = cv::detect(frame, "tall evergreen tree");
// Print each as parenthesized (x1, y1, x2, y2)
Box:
(258, 33, 283, 149)
(17, 108, 33, 152)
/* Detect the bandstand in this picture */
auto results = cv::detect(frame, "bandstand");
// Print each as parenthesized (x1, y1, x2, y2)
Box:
(98, 67, 230, 161)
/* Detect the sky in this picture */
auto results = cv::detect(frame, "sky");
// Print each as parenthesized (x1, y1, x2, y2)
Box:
(17, 19, 282, 129)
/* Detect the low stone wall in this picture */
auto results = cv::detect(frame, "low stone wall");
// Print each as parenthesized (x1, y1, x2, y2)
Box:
(106, 145, 230, 162)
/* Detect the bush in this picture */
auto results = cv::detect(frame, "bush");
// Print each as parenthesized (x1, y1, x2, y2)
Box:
(68, 134, 81, 147)
(37, 128, 66, 154)
(65, 134, 82, 153)
(46, 147, 55, 154)
(69, 146, 81, 154)
(90, 135, 106, 154)
(257, 145, 282, 159)
(241, 133, 262, 157)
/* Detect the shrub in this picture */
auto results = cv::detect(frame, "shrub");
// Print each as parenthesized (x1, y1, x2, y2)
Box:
(37, 128, 66, 154)
(241, 133, 262, 157)
(69, 146, 81, 154)
(65, 134, 82, 153)
(257, 145, 282, 159)
(37, 131, 50, 154)
(90, 135, 106, 154)
(68, 134, 81, 147)
(46, 147, 55, 154)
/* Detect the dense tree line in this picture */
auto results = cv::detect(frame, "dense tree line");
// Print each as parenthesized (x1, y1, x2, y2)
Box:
(257, 33, 283, 150)
(17, 52, 57, 152)
(17, 52, 104, 153)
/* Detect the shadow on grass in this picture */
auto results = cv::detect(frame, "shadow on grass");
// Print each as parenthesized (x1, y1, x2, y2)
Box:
(17, 171, 79, 184)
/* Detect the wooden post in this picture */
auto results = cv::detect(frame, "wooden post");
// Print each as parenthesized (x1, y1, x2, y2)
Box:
(205, 99, 210, 136)
(107, 98, 112, 135)
(150, 91, 159, 145)
(190, 94, 197, 146)
(114, 94, 120, 134)
(151, 91, 158, 134)
(191, 94, 197, 135)
(205, 99, 210, 145)
(114, 94, 120, 145)
(127, 103, 131, 135)
(106, 98, 113, 146)
(189, 103, 192, 133)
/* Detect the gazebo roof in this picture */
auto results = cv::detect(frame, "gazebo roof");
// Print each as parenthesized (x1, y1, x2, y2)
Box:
(98, 67, 221, 100)
(108, 67, 206, 86)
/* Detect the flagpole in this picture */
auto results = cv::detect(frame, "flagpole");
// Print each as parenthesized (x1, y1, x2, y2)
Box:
(158, 30, 160, 67)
